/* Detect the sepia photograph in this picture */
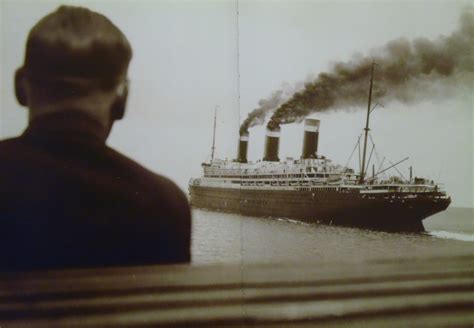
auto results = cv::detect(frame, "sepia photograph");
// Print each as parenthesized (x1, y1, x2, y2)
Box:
(0, 0, 472, 326)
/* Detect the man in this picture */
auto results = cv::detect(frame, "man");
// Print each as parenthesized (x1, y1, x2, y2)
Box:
(0, 6, 191, 270)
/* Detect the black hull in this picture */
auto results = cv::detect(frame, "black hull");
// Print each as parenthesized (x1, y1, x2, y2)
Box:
(189, 186, 450, 232)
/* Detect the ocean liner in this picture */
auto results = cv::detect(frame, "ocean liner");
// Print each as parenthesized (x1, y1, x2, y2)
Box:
(189, 70, 451, 232)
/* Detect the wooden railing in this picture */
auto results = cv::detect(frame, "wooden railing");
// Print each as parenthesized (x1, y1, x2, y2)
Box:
(1, 256, 473, 327)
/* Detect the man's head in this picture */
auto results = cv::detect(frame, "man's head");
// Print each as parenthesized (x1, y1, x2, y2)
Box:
(15, 6, 132, 133)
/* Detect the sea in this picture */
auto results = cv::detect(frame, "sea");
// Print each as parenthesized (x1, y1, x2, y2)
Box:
(191, 207, 473, 265)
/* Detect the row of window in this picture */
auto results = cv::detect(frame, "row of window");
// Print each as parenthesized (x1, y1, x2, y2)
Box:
(205, 173, 335, 179)
(298, 187, 340, 191)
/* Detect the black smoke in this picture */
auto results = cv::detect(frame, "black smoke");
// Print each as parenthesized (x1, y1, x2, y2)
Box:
(239, 80, 310, 135)
(244, 11, 473, 131)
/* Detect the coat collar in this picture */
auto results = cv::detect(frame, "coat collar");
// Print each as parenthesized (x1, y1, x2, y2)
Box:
(22, 111, 109, 145)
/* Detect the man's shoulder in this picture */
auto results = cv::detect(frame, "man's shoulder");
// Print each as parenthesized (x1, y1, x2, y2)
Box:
(0, 136, 23, 148)
(104, 146, 188, 201)
(0, 136, 30, 160)
(104, 147, 190, 233)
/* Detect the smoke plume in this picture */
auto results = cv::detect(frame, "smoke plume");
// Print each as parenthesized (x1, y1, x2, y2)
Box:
(246, 11, 473, 131)
(239, 81, 308, 134)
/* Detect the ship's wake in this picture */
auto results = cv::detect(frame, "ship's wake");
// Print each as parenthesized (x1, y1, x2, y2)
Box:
(427, 230, 474, 242)
(275, 217, 311, 227)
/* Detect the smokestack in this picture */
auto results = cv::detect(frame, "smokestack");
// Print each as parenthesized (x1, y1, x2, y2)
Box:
(301, 119, 320, 159)
(263, 125, 280, 162)
(236, 131, 249, 163)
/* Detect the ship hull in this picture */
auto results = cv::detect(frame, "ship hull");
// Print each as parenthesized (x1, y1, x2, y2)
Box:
(189, 185, 450, 232)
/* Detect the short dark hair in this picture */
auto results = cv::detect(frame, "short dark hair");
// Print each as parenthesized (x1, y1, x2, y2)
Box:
(23, 5, 132, 96)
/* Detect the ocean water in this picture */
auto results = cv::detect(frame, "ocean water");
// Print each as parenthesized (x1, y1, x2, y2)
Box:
(191, 207, 473, 265)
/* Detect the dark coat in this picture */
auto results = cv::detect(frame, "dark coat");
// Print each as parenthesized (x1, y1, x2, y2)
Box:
(0, 111, 191, 270)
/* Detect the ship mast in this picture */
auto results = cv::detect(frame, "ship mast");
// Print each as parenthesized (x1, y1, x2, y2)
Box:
(210, 106, 217, 162)
(359, 62, 375, 184)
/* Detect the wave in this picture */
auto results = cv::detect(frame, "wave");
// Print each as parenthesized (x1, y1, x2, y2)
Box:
(428, 230, 474, 242)
(275, 217, 311, 226)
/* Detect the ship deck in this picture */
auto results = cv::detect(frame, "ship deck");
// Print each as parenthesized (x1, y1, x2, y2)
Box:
(1, 256, 472, 326)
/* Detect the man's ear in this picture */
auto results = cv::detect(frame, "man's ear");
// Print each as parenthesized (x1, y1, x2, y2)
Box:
(111, 80, 128, 121)
(15, 68, 28, 107)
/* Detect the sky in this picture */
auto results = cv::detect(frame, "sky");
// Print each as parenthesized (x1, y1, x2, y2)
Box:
(1, 0, 472, 207)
